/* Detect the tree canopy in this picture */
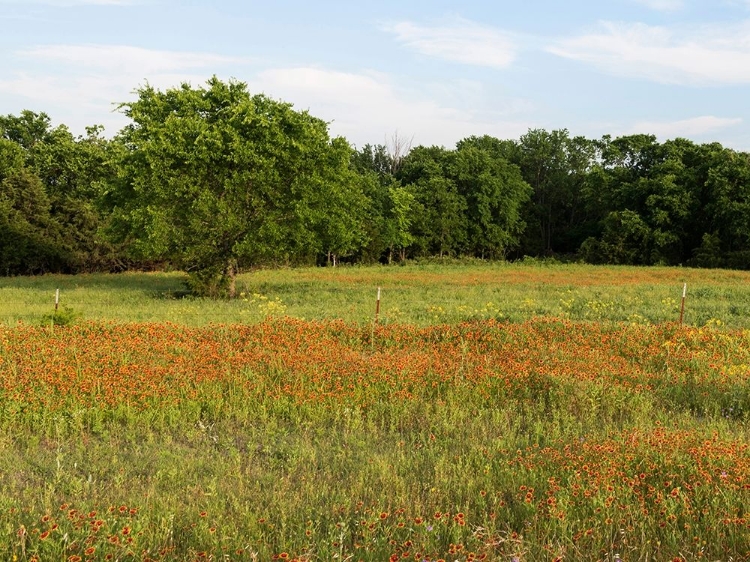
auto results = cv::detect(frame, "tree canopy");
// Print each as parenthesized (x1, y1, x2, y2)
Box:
(2, 78, 750, 293)
(111, 77, 367, 296)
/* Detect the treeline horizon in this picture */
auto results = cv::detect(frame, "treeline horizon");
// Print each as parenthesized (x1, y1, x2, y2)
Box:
(1, 78, 749, 295)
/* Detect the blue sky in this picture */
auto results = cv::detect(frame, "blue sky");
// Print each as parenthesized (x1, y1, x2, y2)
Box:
(1, 0, 749, 150)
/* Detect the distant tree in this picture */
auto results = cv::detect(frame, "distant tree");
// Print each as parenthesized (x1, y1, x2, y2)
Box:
(580, 134, 701, 265)
(0, 114, 117, 273)
(309, 142, 371, 266)
(453, 141, 531, 259)
(702, 148, 750, 268)
(30, 123, 119, 271)
(399, 146, 468, 257)
(351, 142, 418, 263)
(0, 168, 65, 274)
(386, 131, 413, 175)
(580, 209, 651, 265)
(0, 110, 52, 150)
(0, 139, 25, 181)
(690, 232, 723, 269)
(512, 129, 602, 256)
(351, 143, 394, 180)
(384, 185, 416, 262)
(398, 142, 530, 259)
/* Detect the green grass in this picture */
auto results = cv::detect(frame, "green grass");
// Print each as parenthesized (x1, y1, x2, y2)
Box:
(1, 262, 750, 327)
(4, 397, 747, 561)
(1, 263, 750, 561)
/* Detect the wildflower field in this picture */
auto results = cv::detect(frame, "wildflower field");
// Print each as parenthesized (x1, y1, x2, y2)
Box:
(0, 264, 749, 561)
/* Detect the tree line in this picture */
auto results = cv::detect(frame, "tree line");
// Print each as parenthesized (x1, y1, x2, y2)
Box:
(2, 77, 749, 295)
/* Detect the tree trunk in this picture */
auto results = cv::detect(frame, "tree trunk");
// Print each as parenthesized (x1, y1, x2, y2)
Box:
(225, 259, 237, 299)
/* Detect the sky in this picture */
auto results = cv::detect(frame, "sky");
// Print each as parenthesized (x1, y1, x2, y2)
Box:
(1, 0, 749, 150)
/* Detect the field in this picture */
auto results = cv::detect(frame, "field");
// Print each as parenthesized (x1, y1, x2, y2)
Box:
(2, 262, 750, 327)
(0, 263, 749, 561)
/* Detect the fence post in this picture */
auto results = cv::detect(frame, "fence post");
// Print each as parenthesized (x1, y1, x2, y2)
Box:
(370, 287, 381, 353)
(679, 283, 686, 325)
(374, 287, 381, 325)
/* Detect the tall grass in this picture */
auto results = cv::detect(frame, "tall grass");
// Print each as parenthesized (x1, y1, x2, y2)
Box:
(2, 263, 749, 560)
(1, 318, 748, 560)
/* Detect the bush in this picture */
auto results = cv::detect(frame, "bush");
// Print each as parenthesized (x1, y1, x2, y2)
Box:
(41, 305, 79, 326)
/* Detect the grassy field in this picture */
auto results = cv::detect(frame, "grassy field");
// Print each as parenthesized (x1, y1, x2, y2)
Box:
(0, 263, 749, 561)
(1, 262, 750, 327)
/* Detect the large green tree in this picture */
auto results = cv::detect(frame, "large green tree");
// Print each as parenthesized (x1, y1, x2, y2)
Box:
(0, 138, 25, 180)
(111, 77, 365, 296)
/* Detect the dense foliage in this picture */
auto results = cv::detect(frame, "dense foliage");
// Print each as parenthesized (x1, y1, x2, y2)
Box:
(2, 78, 750, 292)
(112, 78, 368, 296)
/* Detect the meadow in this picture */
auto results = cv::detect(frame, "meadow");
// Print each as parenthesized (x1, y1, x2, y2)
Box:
(2, 261, 750, 328)
(0, 263, 749, 561)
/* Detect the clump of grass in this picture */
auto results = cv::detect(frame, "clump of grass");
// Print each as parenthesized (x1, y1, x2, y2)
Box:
(40, 305, 79, 327)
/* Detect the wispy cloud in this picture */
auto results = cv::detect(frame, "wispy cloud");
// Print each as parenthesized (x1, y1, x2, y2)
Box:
(382, 17, 517, 69)
(626, 115, 743, 138)
(252, 67, 532, 147)
(548, 20, 750, 85)
(631, 0, 684, 11)
(0, 43, 534, 143)
(20, 44, 248, 75)
(0, 44, 252, 134)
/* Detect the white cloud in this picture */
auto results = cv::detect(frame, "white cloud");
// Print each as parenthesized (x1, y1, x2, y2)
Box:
(20, 44, 247, 75)
(251, 67, 532, 148)
(631, 0, 684, 11)
(383, 17, 516, 69)
(0, 44, 250, 134)
(625, 115, 742, 138)
(0, 43, 534, 144)
(548, 20, 750, 85)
